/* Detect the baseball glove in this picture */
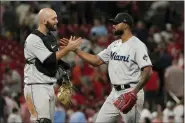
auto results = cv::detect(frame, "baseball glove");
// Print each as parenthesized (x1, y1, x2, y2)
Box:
(113, 91, 137, 114)
(56, 65, 74, 106)
(57, 81, 73, 106)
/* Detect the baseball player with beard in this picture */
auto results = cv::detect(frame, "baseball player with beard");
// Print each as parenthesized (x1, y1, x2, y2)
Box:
(61, 13, 153, 123)
(24, 8, 81, 123)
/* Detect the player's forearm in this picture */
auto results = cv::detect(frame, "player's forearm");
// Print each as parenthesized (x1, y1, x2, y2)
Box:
(74, 49, 102, 67)
(56, 48, 70, 60)
(133, 66, 152, 93)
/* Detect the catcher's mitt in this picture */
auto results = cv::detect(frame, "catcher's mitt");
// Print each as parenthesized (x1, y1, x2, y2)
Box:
(113, 91, 137, 114)
(56, 65, 74, 106)
(57, 81, 73, 106)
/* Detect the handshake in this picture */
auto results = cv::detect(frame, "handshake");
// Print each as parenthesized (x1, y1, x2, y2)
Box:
(56, 36, 83, 106)
(59, 36, 82, 52)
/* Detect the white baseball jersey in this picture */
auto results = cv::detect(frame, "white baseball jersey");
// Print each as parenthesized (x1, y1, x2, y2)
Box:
(24, 34, 57, 84)
(98, 36, 152, 85)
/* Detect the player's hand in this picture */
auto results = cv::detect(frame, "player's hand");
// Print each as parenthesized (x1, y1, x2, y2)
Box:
(60, 36, 78, 47)
(59, 38, 69, 49)
(62, 36, 82, 51)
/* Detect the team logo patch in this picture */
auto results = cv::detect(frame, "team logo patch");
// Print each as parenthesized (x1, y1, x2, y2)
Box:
(143, 54, 148, 61)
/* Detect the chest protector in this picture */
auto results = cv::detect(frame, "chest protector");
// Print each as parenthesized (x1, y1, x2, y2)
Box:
(27, 30, 70, 77)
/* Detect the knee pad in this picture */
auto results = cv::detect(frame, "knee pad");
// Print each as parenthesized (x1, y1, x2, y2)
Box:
(36, 118, 52, 123)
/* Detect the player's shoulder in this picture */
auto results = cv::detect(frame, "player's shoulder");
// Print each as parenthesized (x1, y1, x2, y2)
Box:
(130, 36, 147, 49)
(25, 33, 42, 45)
(109, 39, 122, 47)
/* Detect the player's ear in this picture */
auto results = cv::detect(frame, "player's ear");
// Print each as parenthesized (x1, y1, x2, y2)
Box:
(123, 23, 128, 29)
(43, 19, 47, 25)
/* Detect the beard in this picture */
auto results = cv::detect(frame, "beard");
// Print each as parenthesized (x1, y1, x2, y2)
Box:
(45, 21, 57, 31)
(114, 29, 124, 36)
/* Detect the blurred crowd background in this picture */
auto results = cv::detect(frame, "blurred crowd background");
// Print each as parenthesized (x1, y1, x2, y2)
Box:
(0, 1, 184, 123)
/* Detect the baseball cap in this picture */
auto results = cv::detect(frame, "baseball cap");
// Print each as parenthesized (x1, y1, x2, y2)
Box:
(109, 13, 133, 27)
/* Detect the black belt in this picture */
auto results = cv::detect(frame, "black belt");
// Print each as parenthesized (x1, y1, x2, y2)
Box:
(113, 82, 138, 91)
(114, 83, 136, 91)
(24, 83, 54, 85)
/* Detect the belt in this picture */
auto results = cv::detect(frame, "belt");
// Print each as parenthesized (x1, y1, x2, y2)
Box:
(24, 83, 54, 85)
(113, 84, 131, 91)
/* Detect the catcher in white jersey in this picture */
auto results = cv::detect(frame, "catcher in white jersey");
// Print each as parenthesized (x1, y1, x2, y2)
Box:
(24, 8, 82, 123)
(61, 13, 153, 123)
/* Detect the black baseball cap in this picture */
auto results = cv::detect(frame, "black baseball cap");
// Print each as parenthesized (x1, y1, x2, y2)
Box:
(109, 13, 133, 27)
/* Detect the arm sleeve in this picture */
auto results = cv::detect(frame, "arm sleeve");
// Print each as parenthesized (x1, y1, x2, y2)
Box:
(28, 38, 52, 63)
(97, 44, 111, 64)
(135, 44, 152, 69)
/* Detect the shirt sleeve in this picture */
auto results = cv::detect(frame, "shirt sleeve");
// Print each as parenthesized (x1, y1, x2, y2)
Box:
(27, 37, 52, 63)
(97, 44, 111, 64)
(135, 44, 152, 69)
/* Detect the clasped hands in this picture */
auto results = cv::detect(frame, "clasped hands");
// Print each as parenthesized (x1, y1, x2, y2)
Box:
(59, 36, 82, 52)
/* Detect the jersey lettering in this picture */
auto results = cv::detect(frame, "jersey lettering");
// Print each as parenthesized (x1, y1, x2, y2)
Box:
(110, 51, 130, 62)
